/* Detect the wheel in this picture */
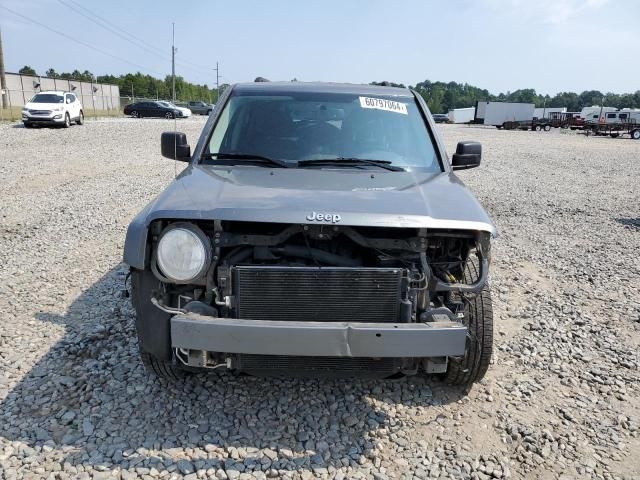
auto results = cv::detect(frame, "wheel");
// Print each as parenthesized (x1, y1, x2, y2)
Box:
(165, 112, 175, 119)
(131, 269, 187, 381)
(534, 125, 541, 131)
(130, 110, 139, 118)
(76, 110, 84, 125)
(206, 110, 212, 115)
(443, 257, 494, 386)
(544, 125, 551, 132)
(23, 122, 32, 128)
(632, 129, 640, 140)
(63, 113, 71, 128)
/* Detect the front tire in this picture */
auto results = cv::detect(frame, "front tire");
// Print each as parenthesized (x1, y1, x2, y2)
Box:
(631, 129, 640, 140)
(131, 269, 187, 381)
(63, 113, 71, 128)
(76, 110, 84, 125)
(139, 350, 186, 381)
(165, 112, 175, 119)
(23, 122, 32, 128)
(443, 258, 494, 386)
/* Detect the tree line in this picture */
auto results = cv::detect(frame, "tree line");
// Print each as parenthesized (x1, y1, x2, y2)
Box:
(373, 80, 640, 113)
(18, 66, 225, 103)
(17, 66, 640, 111)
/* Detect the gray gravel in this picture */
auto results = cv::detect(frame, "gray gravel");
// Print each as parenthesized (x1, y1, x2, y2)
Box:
(0, 118, 638, 480)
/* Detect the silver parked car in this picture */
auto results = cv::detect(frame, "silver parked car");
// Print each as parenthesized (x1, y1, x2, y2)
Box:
(124, 81, 496, 388)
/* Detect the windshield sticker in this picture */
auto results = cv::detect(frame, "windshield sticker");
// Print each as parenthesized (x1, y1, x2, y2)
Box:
(359, 97, 408, 115)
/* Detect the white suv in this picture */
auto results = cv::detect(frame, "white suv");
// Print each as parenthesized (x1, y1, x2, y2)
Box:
(22, 91, 84, 128)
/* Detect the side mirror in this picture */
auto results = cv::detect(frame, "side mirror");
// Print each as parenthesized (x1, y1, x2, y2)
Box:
(161, 132, 191, 162)
(451, 141, 481, 170)
(66, 98, 71, 104)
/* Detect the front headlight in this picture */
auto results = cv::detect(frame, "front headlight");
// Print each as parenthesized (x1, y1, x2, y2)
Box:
(54, 106, 64, 111)
(156, 223, 211, 282)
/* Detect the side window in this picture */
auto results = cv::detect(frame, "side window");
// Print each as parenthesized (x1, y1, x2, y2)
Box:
(209, 101, 233, 153)
(606, 113, 616, 119)
(619, 113, 627, 120)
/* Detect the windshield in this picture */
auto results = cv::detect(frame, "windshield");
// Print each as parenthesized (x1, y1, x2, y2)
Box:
(30, 93, 64, 104)
(158, 102, 175, 108)
(206, 91, 441, 171)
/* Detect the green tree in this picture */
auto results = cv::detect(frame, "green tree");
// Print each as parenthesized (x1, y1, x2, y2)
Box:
(45, 68, 58, 78)
(18, 65, 37, 76)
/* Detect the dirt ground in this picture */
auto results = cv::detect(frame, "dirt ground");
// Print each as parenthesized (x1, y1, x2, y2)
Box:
(0, 118, 638, 480)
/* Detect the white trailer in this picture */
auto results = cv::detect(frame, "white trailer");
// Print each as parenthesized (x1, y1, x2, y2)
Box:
(475, 101, 535, 127)
(448, 107, 475, 124)
(533, 107, 566, 119)
(579, 105, 617, 120)
(600, 110, 640, 125)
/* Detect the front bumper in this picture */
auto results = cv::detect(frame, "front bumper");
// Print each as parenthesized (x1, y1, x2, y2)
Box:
(23, 114, 65, 124)
(171, 315, 467, 358)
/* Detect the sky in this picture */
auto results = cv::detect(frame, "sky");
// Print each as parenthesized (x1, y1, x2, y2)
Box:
(1, 0, 638, 95)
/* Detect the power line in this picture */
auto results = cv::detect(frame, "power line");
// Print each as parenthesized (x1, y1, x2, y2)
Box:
(59, 0, 213, 76)
(56, 0, 167, 60)
(64, 0, 168, 57)
(0, 4, 164, 76)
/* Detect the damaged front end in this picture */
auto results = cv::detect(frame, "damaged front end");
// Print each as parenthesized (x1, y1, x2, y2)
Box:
(142, 219, 491, 378)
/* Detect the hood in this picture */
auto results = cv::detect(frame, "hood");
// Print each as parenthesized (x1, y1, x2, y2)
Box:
(143, 165, 496, 234)
(24, 102, 64, 110)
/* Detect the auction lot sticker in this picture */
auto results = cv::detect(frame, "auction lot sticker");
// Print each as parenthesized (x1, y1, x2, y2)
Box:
(359, 97, 408, 115)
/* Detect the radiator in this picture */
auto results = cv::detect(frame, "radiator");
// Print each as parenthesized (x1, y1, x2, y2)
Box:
(233, 266, 403, 322)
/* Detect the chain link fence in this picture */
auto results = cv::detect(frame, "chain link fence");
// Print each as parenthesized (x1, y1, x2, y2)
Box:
(0, 72, 121, 121)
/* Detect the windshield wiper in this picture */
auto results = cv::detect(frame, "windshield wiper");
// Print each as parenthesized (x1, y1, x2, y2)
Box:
(298, 157, 405, 172)
(203, 152, 292, 168)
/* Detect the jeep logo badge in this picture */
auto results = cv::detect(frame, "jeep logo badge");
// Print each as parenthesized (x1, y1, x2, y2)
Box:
(306, 211, 342, 223)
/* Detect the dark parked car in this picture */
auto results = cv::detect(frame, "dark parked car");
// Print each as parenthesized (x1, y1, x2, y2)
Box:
(186, 101, 213, 115)
(124, 101, 184, 119)
(432, 113, 450, 123)
(124, 82, 495, 388)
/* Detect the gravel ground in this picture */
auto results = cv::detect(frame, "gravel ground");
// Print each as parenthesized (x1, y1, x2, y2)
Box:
(0, 118, 638, 480)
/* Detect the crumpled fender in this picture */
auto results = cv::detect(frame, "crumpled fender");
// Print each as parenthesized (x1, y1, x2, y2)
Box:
(123, 202, 154, 269)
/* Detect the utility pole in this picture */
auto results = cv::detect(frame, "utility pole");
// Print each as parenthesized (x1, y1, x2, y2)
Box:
(213, 62, 220, 102)
(0, 26, 8, 110)
(171, 22, 176, 103)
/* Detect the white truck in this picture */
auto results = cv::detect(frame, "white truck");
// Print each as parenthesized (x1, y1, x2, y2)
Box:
(448, 107, 475, 124)
(474, 101, 535, 128)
